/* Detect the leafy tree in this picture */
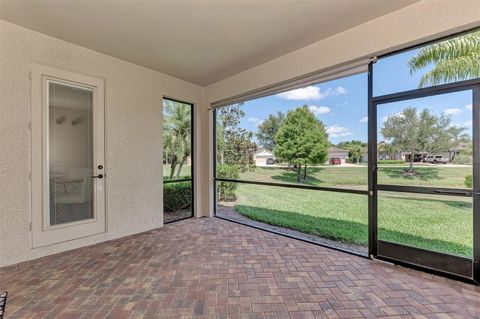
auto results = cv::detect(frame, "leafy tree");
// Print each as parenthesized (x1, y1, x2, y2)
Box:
(408, 31, 480, 87)
(337, 140, 366, 149)
(217, 103, 257, 172)
(346, 143, 365, 163)
(274, 105, 329, 181)
(163, 100, 191, 180)
(337, 140, 366, 163)
(381, 107, 463, 171)
(378, 142, 399, 160)
(216, 103, 257, 199)
(255, 111, 285, 151)
(452, 136, 472, 164)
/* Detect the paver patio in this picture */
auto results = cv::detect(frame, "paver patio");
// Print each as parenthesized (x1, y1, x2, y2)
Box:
(1, 218, 480, 318)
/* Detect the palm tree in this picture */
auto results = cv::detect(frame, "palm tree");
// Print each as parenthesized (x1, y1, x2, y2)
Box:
(163, 101, 191, 180)
(408, 31, 480, 87)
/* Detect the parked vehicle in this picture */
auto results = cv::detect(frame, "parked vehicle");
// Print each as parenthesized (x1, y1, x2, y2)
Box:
(266, 157, 275, 165)
(424, 155, 448, 164)
(329, 157, 342, 165)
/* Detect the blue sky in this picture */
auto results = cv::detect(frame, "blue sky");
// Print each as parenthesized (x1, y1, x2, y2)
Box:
(235, 48, 474, 145)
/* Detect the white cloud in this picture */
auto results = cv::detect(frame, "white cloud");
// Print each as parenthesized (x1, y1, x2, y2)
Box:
(248, 117, 264, 127)
(309, 105, 330, 115)
(360, 116, 368, 123)
(463, 120, 473, 127)
(466, 104, 472, 110)
(277, 86, 321, 100)
(326, 124, 352, 138)
(276, 85, 347, 101)
(382, 112, 404, 123)
(334, 86, 347, 94)
(444, 108, 461, 115)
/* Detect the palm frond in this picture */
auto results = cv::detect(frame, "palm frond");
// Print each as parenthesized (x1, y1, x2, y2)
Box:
(418, 52, 480, 87)
(408, 31, 480, 74)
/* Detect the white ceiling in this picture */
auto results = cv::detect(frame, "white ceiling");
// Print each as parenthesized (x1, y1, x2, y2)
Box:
(0, 0, 418, 85)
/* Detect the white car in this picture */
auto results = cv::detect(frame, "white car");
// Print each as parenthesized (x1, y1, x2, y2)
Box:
(424, 155, 448, 164)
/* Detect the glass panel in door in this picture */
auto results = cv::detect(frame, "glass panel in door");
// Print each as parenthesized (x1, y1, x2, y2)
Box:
(376, 90, 473, 189)
(375, 89, 474, 257)
(48, 81, 94, 226)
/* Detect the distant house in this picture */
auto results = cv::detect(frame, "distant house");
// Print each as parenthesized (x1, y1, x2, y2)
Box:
(327, 147, 348, 164)
(377, 140, 468, 163)
(254, 149, 275, 166)
(377, 141, 406, 161)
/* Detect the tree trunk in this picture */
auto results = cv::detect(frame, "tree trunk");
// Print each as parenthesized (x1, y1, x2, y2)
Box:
(296, 163, 302, 182)
(176, 155, 188, 178)
(303, 164, 307, 181)
(169, 155, 178, 180)
(409, 152, 414, 171)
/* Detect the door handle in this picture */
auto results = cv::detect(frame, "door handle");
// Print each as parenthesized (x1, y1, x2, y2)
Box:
(92, 174, 104, 179)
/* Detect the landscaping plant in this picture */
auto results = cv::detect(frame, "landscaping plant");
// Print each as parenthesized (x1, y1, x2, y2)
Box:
(274, 105, 329, 182)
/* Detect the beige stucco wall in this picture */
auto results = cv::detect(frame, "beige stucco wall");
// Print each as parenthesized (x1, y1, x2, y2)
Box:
(204, 0, 480, 103)
(0, 20, 205, 267)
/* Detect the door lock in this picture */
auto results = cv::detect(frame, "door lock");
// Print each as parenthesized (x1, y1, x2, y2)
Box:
(92, 174, 104, 179)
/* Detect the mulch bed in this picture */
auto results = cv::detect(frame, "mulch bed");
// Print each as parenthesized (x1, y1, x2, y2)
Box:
(164, 209, 192, 223)
(216, 204, 368, 256)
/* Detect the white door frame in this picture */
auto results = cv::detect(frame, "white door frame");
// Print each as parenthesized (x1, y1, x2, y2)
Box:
(31, 63, 106, 248)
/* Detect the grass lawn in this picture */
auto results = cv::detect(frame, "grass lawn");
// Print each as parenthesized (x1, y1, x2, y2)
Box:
(225, 164, 473, 257)
(163, 164, 191, 180)
(239, 164, 471, 189)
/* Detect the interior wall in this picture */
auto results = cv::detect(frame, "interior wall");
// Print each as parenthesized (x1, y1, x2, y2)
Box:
(0, 20, 204, 267)
(49, 107, 92, 171)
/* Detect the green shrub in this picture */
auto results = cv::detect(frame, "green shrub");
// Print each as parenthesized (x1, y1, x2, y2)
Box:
(465, 175, 473, 188)
(163, 181, 192, 212)
(453, 154, 473, 165)
(217, 164, 240, 200)
(378, 160, 405, 165)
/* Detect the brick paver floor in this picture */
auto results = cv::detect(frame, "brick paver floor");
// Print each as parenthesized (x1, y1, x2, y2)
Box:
(1, 218, 480, 318)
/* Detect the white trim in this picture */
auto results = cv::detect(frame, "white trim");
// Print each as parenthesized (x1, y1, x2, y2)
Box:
(31, 63, 106, 248)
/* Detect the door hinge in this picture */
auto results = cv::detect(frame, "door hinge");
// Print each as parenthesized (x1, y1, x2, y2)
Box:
(28, 121, 32, 130)
(28, 70, 32, 81)
(29, 222, 32, 231)
(29, 172, 32, 180)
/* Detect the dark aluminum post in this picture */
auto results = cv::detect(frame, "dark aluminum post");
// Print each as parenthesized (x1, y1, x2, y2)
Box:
(212, 109, 218, 216)
(473, 86, 480, 283)
(368, 61, 377, 257)
(191, 102, 195, 219)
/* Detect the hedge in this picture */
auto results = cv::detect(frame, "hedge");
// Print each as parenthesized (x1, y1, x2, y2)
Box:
(378, 160, 405, 164)
(164, 181, 192, 212)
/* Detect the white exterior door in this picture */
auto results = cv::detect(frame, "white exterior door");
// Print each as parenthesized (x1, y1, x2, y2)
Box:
(31, 63, 106, 247)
